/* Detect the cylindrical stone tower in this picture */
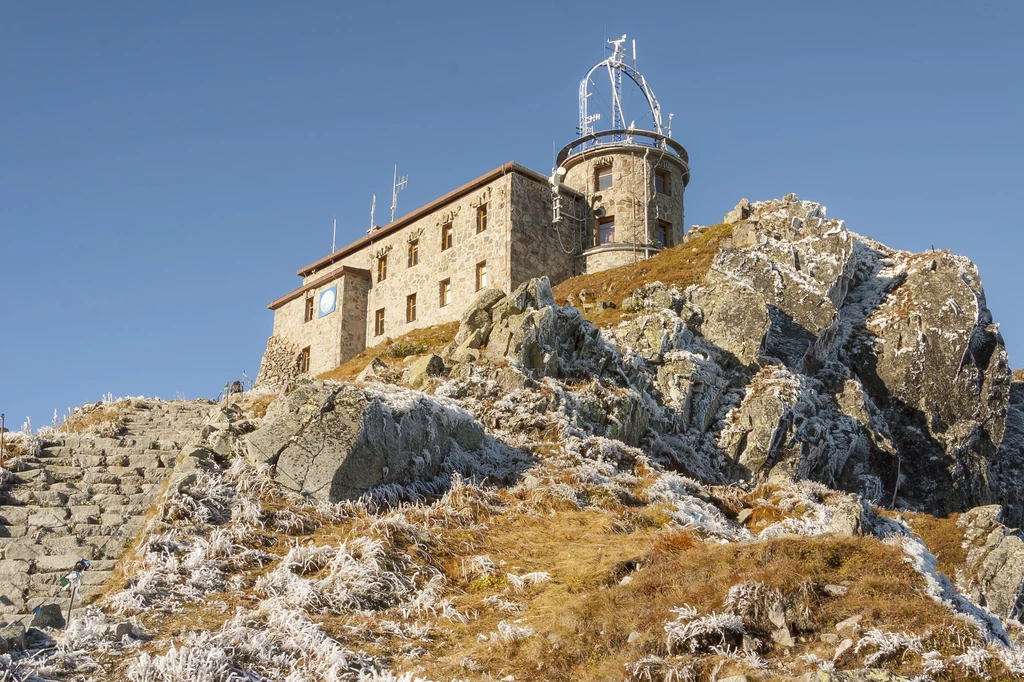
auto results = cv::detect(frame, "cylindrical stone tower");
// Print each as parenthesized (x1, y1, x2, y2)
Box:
(557, 133, 689, 273)
(555, 35, 690, 274)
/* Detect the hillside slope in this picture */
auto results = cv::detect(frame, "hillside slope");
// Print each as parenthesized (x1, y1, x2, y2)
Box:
(3, 195, 1024, 681)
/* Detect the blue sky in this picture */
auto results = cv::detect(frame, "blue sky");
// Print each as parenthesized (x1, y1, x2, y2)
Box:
(2, 1, 1022, 428)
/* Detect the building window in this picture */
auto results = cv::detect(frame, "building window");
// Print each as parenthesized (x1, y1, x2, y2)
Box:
(441, 222, 453, 251)
(475, 261, 488, 291)
(595, 164, 613, 191)
(439, 278, 452, 307)
(657, 221, 672, 248)
(654, 168, 670, 195)
(304, 296, 314, 322)
(476, 204, 488, 233)
(377, 254, 388, 282)
(297, 346, 311, 373)
(374, 308, 385, 336)
(408, 239, 419, 267)
(406, 294, 417, 323)
(598, 216, 616, 245)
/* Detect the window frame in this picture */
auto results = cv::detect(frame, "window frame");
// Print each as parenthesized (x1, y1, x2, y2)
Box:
(595, 164, 613, 191)
(374, 308, 385, 336)
(298, 346, 311, 373)
(408, 239, 419, 267)
(303, 296, 315, 323)
(406, 293, 417, 323)
(441, 222, 453, 251)
(657, 220, 672, 248)
(475, 260, 488, 291)
(654, 168, 670, 196)
(439, 278, 452, 308)
(476, 204, 488, 233)
(377, 254, 388, 282)
(598, 216, 616, 245)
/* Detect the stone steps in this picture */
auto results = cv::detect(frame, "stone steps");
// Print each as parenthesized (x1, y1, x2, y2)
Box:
(0, 399, 213, 624)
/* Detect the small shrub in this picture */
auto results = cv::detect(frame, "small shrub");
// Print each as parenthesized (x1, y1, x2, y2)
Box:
(379, 341, 430, 359)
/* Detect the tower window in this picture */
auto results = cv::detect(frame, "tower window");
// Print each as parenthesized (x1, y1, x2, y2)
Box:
(377, 254, 388, 282)
(297, 347, 311, 373)
(595, 164, 613, 191)
(598, 216, 616, 245)
(658, 220, 672, 248)
(654, 168, 670, 195)
(476, 204, 488, 233)
(439, 278, 452, 307)
(441, 222, 453, 251)
(475, 261, 488, 291)
(406, 293, 417, 323)
(304, 296, 315, 323)
(374, 308, 385, 336)
(408, 239, 419, 267)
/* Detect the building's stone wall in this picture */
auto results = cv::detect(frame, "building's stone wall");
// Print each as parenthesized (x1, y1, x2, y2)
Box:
(561, 145, 687, 266)
(255, 335, 302, 388)
(317, 174, 516, 348)
(269, 270, 370, 376)
(340, 274, 369, 361)
(509, 173, 582, 289)
(583, 244, 657, 273)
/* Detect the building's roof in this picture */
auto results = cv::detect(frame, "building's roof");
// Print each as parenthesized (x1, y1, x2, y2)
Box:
(296, 161, 573, 278)
(267, 266, 370, 311)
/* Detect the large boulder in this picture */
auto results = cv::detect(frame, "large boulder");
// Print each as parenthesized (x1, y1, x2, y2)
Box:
(688, 196, 856, 372)
(402, 354, 445, 390)
(857, 251, 1011, 514)
(655, 350, 728, 434)
(719, 367, 866, 489)
(955, 505, 1024, 621)
(247, 380, 486, 501)
(445, 277, 611, 381)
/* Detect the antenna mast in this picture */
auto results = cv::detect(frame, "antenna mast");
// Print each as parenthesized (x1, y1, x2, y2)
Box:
(390, 165, 408, 224)
(368, 194, 376, 235)
(332, 216, 337, 252)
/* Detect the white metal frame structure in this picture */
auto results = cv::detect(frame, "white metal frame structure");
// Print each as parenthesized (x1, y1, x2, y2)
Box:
(578, 34, 664, 140)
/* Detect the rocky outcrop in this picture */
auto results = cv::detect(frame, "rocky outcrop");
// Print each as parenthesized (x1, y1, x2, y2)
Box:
(436, 195, 1015, 518)
(446, 278, 610, 380)
(956, 505, 1024, 621)
(246, 380, 489, 501)
(690, 196, 856, 372)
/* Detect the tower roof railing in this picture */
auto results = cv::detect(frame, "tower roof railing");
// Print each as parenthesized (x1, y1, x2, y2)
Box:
(557, 129, 690, 186)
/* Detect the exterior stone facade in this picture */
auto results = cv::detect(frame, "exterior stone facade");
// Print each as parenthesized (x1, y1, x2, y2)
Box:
(559, 143, 688, 273)
(259, 139, 690, 384)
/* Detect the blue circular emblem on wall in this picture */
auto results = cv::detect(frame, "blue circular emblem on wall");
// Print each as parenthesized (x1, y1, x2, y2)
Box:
(318, 286, 337, 317)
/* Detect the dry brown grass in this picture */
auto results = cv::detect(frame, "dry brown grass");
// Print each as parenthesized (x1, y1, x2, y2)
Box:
(416, 510, 973, 682)
(1013, 368, 1024, 383)
(895, 510, 968, 579)
(59, 403, 128, 436)
(319, 321, 460, 383)
(243, 393, 277, 419)
(96, 479, 1002, 682)
(551, 222, 734, 327)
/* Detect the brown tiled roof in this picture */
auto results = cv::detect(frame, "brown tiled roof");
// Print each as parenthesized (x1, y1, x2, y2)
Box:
(267, 266, 370, 310)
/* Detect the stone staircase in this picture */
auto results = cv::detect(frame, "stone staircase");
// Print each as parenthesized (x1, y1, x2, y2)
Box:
(0, 399, 212, 625)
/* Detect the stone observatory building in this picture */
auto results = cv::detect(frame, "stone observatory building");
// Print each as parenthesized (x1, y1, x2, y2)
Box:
(258, 35, 689, 384)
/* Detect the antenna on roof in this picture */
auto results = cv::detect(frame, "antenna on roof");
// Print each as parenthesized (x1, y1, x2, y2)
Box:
(367, 194, 376, 236)
(390, 165, 408, 224)
(332, 215, 337, 252)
